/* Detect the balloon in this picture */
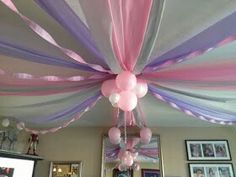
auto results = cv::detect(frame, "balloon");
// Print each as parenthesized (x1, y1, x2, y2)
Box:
(118, 91, 137, 111)
(16, 122, 25, 130)
(108, 127, 121, 144)
(118, 164, 127, 171)
(116, 71, 137, 90)
(101, 79, 120, 97)
(108, 127, 121, 139)
(121, 151, 134, 167)
(140, 127, 152, 144)
(134, 80, 148, 98)
(2, 118, 10, 127)
(109, 93, 120, 104)
(110, 137, 121, 145)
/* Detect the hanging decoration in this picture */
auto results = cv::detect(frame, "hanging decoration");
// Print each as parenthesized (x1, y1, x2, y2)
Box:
(0, 0, 236, 136)
(107, 108, 152, 171)
(101, 71, 148, 111)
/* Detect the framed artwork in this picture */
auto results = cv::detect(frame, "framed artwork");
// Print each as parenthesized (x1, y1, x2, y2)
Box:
(188, 163, 235, 177)
(113, 168, 133, 177)
(185, 140, 231, 161)
(141, 169, 160, 177)
(0, 166, 14, 177)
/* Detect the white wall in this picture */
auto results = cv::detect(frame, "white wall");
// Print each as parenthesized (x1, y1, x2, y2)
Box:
(31, 127, 236, 177)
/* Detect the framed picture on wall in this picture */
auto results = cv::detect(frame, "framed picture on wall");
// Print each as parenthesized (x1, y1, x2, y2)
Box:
(113, 168, 133, 177)
(141, 169, 160, 177)
(188, 163, 235, 177)
(185, 140, 231, 160)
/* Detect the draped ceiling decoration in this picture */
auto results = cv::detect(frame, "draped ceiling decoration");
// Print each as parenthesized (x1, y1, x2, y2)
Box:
(0, 0, 236, 134)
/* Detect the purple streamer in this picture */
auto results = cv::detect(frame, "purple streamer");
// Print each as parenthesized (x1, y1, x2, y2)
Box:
(0, 40, 96, 72)
(34, 0, 108, 67)
(148, 84, 236, 123)
(147, 11, 236, 70)
(24, 91, 102, 124)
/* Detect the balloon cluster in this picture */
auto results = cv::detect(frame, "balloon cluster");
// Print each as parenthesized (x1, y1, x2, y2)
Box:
(117, 150, 140, 171)
(101, 71, 148, 111)
(108, 126, 152, 171)
(1, 118, 25, 131)
(108, 127, 152, 145)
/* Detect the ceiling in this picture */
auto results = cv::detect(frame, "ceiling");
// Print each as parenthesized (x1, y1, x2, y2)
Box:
(0, 0, 236, 128)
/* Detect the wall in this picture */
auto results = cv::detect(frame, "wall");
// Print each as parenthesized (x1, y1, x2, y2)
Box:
(32, 127, 236, 177)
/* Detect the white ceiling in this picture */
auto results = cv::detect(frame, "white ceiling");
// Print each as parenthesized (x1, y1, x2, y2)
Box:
(0, 0, 236, 127)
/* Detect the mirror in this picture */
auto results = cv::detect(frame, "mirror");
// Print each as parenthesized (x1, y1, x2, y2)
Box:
(49, 161, 82, 177)
(101, 134, 163, 177)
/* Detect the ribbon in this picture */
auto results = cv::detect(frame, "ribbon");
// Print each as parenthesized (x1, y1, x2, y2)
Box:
(23, 94, 102, 134)
(1, 0, 110, 73)
(108, 0, 153, 71)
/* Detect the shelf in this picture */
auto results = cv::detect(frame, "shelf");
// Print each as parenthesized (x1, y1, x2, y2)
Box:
(0, 150, 43, 161)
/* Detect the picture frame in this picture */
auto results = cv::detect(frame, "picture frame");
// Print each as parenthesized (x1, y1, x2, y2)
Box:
(0, 166, 14, 177)
(141, 169, 160, 177)
(113, 168, 133, 177)
(188, 163, 235, 177)
(185, 140, 231, 161)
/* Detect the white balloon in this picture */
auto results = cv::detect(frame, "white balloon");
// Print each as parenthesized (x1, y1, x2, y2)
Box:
(2, 118, 10, 127)
(134, 81, 148, 98)
(109, 93, 120, 104)
(16, 122, 25, 130)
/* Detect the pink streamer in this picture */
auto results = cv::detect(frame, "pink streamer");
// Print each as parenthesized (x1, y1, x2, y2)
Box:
(143, 61, 236, 81)
(108, 0, 153, 71)
(0, 68, 109, 82)
(0, 75, 107, 86)
(125, 111, 136, 126)
(1, 0, 110, 73)
(126, 138, 140, 150)
(138, 102, 147, 126)
(112, 108, 120, 126)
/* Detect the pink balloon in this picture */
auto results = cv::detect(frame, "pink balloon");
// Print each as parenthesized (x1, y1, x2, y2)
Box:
(140, 127, 152, 144)
(110, 137, 121, 145)
(108, 127, 121, 144)
(134, 80, 148, 98)
(116, 71, 137, 90)
(101, 79, 120, 97)
(118, 91, 137, 111)
(121, 151, 134, 167)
